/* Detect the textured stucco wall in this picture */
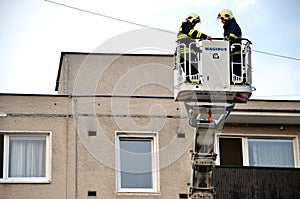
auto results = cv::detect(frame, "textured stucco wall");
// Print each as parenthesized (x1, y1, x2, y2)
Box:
(1, 53, 300, 199)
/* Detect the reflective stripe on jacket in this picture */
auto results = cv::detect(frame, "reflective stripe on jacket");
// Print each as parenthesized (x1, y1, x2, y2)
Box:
(177, 22, 207, 54)
(223, 18, 242, 54)
(223, 18, 242, 41)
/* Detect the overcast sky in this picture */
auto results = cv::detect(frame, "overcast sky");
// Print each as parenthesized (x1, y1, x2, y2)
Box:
(0, 0, 300, 100)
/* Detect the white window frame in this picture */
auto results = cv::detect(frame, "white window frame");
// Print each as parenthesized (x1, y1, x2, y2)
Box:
(215, 133, 299, 168)
(115, 131, 159, 193)
(0, 131, 52, 183)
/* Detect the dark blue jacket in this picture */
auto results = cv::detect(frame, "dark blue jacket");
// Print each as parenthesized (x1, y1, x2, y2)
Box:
(223, 18, 242, 41)
(177, 22, 208, 54)
(177, 22, 208, 45)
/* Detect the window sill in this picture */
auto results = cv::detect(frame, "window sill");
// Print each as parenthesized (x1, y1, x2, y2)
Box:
(0, 178, 51, 184)
(116, 191, 160, 197)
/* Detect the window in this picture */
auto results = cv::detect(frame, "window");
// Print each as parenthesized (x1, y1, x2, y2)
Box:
(0, 131, 51, 183)
(116, 132, 159, 193)
(217, 134, 298, 168)
(219, 138, 243, 166)
(248, 139, 294, 167)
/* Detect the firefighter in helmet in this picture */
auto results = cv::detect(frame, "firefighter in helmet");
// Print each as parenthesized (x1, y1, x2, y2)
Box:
(217, 9, 243, 83)
(177, 13, 212, 83)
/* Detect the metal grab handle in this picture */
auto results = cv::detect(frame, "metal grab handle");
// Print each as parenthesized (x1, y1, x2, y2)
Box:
(208, 37, 253, 44)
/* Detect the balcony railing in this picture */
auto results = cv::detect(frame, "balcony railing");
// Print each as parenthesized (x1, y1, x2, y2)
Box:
(213, 166, 300, 199)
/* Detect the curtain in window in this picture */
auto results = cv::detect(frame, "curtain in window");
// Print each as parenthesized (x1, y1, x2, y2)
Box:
(9, 136, 46, 177)
(248, 139, 294, 167)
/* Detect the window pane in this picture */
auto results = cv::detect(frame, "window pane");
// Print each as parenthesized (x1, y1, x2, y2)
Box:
(248, 139, 294, 167)
(219, 138, 243, 166)
(119, 139, 153, 189)
(9, 136, 46, 177)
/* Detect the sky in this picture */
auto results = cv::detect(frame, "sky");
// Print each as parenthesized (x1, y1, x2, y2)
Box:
(0, 0, 300, 100)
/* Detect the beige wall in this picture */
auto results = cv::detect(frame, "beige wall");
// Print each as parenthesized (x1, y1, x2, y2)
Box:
(56, 54, 174, 97)
(0, 94, 194, 199)
(1, 94, 300, 199)
(0, 95, 75, 199)
(1, 54, 300, 198)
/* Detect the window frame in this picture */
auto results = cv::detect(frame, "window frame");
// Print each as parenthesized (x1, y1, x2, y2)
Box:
(115, 131, 159, 193)
(0, 131, 52, 183)
(216, 133, 299, 168)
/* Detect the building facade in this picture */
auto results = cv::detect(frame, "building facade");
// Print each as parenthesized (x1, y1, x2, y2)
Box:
(0, 53, 300, 199)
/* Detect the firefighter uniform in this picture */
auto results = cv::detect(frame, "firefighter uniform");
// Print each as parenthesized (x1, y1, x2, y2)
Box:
(218, 9, 243, 81)
(177, 13, 209, 83)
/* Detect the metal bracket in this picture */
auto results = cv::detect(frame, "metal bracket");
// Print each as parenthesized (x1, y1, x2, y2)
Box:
(184, 102, 235, 129)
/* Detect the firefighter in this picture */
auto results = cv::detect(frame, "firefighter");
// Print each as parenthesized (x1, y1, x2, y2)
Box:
(177, 13, 212, 83)
(217, 9, 243, 83)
